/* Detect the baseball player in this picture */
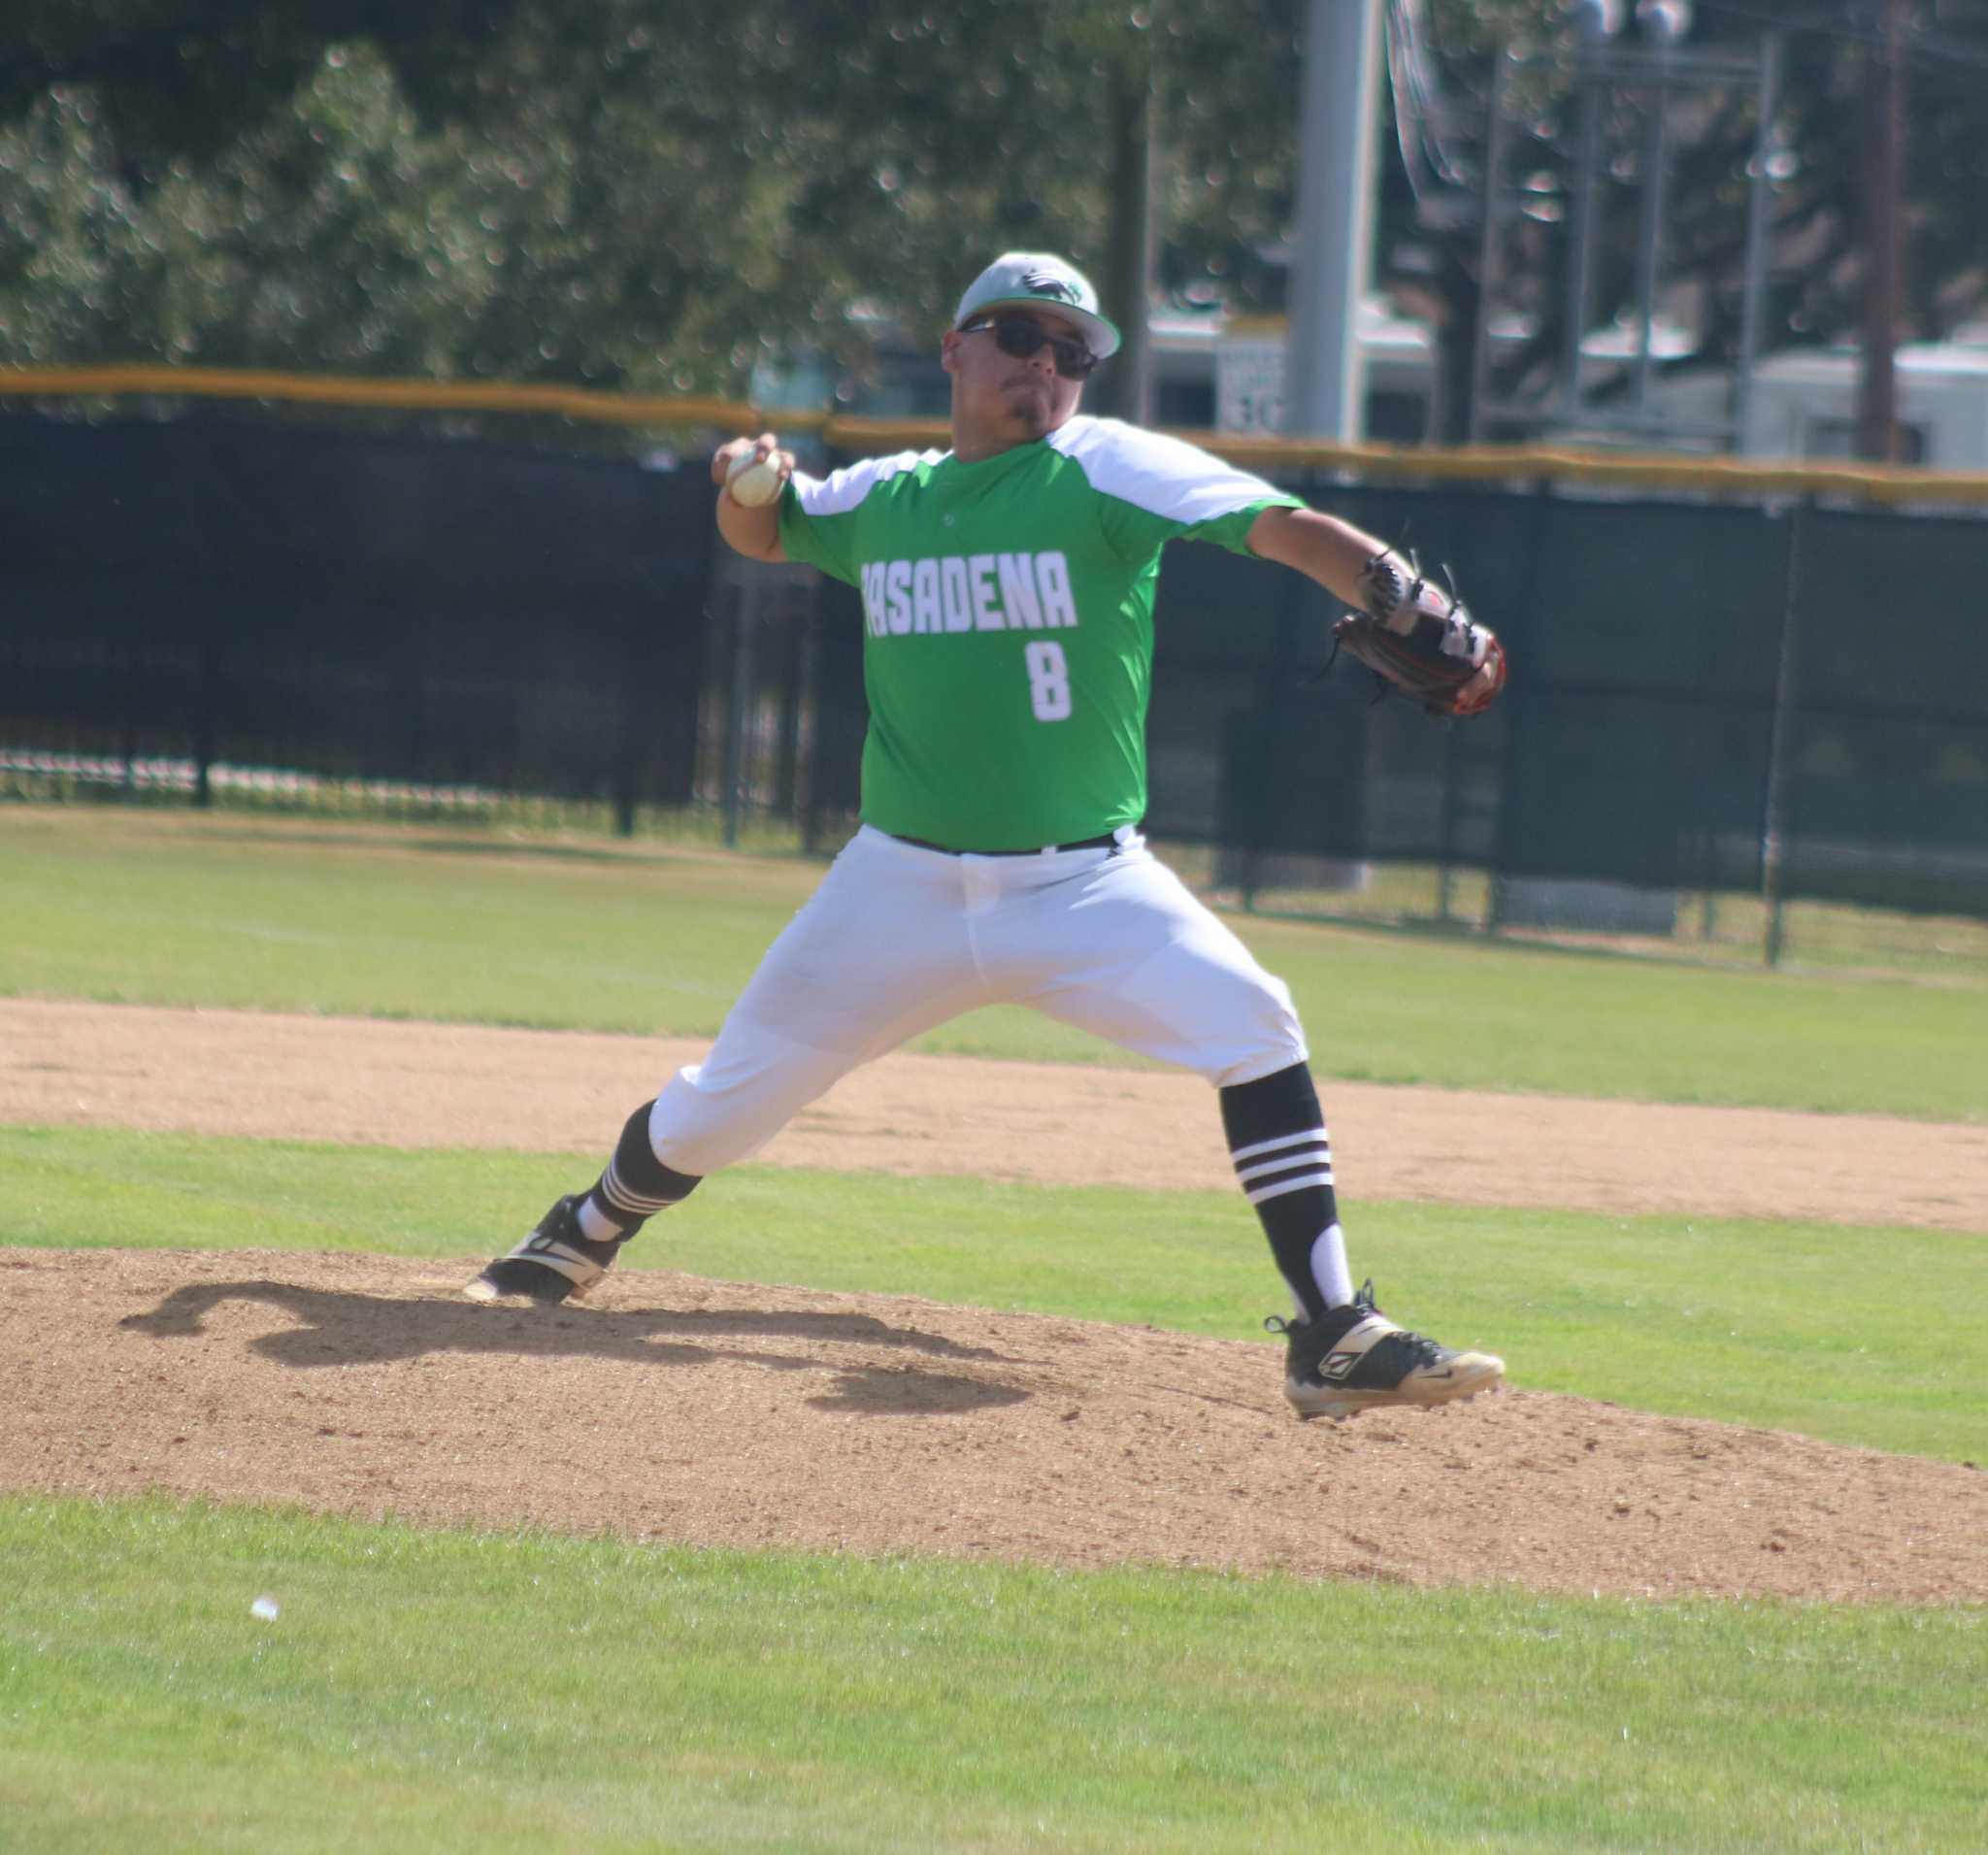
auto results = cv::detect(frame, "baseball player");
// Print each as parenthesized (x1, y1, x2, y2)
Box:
(469, 252, 1506, 1418)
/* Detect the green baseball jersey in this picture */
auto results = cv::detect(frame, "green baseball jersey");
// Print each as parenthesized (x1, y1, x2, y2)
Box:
(778, 414, 1302, 850)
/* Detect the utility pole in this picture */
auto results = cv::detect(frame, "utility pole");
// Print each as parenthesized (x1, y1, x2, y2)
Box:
(1093, 58, 1157, 426)
(1856, 0, 1906, 461)
(1287, 0, 1384, 441)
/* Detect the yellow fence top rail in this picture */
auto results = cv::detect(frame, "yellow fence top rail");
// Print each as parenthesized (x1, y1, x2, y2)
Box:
(7, 364, 1987, 508)
(0, 364, 815, 436)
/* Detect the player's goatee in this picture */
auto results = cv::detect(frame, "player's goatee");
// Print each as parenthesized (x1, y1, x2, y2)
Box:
(1005, 389, 1053, 437)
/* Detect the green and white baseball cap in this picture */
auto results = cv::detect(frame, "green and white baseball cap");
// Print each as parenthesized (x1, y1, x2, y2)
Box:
(952, 252, 1121, 360)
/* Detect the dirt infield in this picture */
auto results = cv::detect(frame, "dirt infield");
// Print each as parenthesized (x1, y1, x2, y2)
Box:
(3, 998, 1983, 1603)
(9, 1246, 1983, 1605)
(7, 999, 1987, 1228)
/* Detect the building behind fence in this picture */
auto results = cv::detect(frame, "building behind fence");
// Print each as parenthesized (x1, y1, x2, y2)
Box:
(4, 407, 1985, 947)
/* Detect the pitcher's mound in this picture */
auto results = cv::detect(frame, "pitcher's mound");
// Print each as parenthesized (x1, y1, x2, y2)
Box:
(6, 1246, 1980, 1605)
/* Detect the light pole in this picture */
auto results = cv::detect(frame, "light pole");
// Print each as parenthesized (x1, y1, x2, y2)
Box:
(1286, 0, 1384, 441)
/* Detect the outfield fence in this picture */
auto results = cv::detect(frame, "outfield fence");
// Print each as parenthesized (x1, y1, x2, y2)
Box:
(4, 374, 1986, 958)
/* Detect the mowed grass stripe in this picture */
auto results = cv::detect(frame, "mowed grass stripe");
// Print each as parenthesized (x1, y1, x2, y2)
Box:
(4, 1495, 1983, 1854)
(2, 1125, 1978, 1463)
(3, 807, 1984, 1118)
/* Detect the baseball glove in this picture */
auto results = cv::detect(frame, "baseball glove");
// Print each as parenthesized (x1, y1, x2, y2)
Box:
(1331, 547, 1508, 718)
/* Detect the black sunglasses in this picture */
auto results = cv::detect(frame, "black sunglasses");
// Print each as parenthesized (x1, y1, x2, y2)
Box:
(959, 312, 1099, 381)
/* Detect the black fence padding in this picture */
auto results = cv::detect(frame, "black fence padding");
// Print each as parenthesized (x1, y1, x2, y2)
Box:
(1778, 508, 1988, 911)
(799, 575, 868, 852)
(1187, 475, 1988, 913)
(0, 417, 712, 813)
(1148, 536, 1338, 845)
(7, 415, 1985, 918)
(1482, 493, 1790, 892)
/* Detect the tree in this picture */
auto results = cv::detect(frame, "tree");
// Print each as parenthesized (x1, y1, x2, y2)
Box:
(0, 2, 1301, 397)
(1, 2, 893, 389)
(6, 0, 1984, 448)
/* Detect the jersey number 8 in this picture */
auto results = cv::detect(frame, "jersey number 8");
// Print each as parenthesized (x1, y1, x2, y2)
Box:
(1024, 642, 1072, 722)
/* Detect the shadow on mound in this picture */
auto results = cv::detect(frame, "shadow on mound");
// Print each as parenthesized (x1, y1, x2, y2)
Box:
(117, 1278, 1030, 1417)
(17, 1246, 1974, 1601)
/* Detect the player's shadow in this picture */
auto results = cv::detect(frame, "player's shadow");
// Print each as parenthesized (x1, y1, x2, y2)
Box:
(118, 1279, 1031, 1416)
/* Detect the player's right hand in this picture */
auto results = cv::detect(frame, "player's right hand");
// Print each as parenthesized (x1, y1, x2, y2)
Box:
(711, 432, 787, 485)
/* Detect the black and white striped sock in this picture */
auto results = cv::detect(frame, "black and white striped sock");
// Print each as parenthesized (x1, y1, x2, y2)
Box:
(574, 1099, 701, 1243)
(1220, 1063, 1354, 1321)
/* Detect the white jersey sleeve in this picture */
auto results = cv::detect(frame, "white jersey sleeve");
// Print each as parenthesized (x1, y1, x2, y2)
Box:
(1048, 416, 1302, 558)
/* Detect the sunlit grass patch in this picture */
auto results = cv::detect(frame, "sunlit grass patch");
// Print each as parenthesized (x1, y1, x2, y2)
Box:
(3, 1495, 1982, 1853)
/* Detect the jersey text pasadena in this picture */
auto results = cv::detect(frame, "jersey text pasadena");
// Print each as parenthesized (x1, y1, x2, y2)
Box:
(778, 415, 1300, 850)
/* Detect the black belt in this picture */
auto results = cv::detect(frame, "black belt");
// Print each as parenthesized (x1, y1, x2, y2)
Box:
(890, 830, 1123, 857)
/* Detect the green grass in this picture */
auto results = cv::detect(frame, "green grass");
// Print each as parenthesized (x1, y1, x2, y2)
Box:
(3, 806, 1985, 1118)
(6, 807, 1985, 1848)
(1192, 852, 1988, 985)
(5, 1124, 1980, 1464)
(5, 1496, 1983, 1854)
(0, 807, 799, 1034)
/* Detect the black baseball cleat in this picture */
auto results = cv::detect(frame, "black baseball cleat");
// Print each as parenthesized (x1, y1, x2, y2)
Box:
(464, 1195, 625, 1304)
(1266, 1280, 1504, 1419)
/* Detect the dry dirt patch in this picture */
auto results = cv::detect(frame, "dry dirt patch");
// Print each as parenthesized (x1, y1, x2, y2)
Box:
(6, 998, 1986, 1228)
(7, 1246, 1982, 1605)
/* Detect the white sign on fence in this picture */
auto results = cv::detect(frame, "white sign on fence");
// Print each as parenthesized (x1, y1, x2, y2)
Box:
(1215, 328, 1287, 435)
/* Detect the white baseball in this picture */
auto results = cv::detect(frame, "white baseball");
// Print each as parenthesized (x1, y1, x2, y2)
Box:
(726, 451, 784, 508)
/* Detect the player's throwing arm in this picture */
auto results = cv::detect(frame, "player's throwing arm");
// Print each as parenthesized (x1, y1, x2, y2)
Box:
(712, 433, 793, 563)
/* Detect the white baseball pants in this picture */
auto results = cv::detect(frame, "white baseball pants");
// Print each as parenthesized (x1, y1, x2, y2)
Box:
(646, 825, 1308, 1176)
